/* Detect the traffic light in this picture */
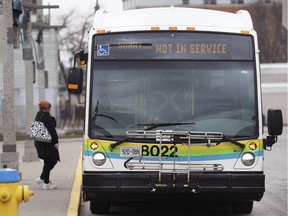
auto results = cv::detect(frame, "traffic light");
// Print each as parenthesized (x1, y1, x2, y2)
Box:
(12, 0, 23, 48)
(12, 0, 22, 27)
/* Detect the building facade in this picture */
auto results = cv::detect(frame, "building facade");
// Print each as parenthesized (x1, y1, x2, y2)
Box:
(0, 27, 59, 131)
(123, 0, 283, 10)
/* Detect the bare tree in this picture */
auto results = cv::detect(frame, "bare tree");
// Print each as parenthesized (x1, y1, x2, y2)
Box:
(205, 3, 287, 63)
(57, 11, 93, 70)
(54, 10, 94, 129)
(247, 2, 287, 63)
(56, 10, 94, 100)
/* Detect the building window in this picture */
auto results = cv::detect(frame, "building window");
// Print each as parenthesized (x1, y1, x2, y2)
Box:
(183, 0, 189, 5)
(231, 0, 244, 4)
(204, 0, 217, 4)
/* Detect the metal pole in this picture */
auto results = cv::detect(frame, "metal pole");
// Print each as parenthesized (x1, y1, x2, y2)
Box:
(283, 0, 287, 29)
(0, 0, 19, 170)
(22, 9, 38, 162)
(95, 0, 99, 12)
(37, 0, 45, 100)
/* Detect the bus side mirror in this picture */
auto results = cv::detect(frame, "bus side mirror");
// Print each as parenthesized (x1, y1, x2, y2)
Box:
(264, 108, 283, 149)
(267, 109, 283, 136)
(67, 67, 83, 94)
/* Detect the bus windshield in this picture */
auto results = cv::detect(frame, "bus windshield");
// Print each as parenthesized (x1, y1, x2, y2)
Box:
(89, 32, 257, 139)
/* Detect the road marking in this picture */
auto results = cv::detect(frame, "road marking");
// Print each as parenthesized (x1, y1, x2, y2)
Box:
(67, 148, 82, 216)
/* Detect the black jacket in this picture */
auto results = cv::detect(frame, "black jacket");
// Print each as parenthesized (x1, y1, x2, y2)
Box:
(34, 111, 60, 162)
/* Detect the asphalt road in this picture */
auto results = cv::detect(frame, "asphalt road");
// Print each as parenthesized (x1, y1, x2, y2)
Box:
(79, 127, 287, 216)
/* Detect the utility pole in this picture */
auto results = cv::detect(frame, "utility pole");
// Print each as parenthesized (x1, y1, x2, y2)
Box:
(0, 0, 18, 169)
(0, 0, 7, 64)
(22, 4, 38, 162)
(36, 0, 45, 100)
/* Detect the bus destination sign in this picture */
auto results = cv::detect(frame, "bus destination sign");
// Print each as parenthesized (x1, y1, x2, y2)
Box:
(94, 32, 253, 60)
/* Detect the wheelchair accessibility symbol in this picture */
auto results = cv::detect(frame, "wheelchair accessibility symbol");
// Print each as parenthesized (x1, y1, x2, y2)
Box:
(97, 44, 109, 56)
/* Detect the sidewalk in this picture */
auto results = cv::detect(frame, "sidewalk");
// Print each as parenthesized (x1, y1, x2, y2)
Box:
(17, 138, 82, 216)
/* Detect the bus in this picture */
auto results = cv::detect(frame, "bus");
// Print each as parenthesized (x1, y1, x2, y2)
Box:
(67, 7, 283, 214)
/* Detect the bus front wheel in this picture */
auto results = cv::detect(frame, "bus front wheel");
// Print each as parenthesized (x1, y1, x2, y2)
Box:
(90, 201, 111, 214)
(232, 201, 253, 214)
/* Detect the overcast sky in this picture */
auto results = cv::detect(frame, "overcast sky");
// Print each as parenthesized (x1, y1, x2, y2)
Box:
(42, 0, 123, 24)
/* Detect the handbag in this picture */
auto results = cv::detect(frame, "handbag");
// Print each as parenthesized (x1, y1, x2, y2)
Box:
(30, 114, 52, 143)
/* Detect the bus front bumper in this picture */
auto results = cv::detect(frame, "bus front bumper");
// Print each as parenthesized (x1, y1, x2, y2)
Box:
(82, 171, 265, 202)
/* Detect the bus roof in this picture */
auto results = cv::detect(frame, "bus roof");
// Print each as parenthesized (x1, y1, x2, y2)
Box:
(92, 7, 254, 33)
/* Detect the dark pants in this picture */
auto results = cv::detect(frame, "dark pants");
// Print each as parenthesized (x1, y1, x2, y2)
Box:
(40, 157, 57, 184)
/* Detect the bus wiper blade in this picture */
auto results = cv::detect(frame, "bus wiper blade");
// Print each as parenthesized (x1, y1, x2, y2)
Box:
(109, 123, 194, 150)
(91, 101, 116, 138)
(97, 114, 117, 122)
(92, 101, 117, 122)
(217, 135, 245, 149)
(109, 123, 195, 150)
(138, 122, 195, 131)
(109, 137, 130, 151)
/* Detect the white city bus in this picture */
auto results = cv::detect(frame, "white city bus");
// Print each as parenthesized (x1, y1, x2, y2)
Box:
(67, 7, 283, 214)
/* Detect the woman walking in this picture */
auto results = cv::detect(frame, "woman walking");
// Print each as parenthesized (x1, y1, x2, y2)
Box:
(34, 100, 60, 190)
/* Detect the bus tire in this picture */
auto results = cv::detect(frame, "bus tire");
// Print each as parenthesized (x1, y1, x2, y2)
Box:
(90, 201, 110, 214)
(232, 201, 253, 214)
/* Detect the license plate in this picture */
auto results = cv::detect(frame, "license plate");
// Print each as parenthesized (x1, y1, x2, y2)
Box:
(120, 146, 141, 157)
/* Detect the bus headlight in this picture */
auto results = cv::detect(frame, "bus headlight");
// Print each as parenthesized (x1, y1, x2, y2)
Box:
(92, 152, 106, 166)
(241, 152, 255, 166)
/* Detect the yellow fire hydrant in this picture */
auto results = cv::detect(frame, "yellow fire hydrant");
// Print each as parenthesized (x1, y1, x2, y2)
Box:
(0, 168, 34, 216)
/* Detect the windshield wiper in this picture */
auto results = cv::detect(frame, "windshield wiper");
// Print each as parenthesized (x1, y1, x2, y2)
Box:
(92, 101, 117, 122)
(109, 130, 245, 151)
(216, 135, 245, 149)
(109, 137, 130, 151)
(109, 123, 194, 150)
(138, 122, 195, 131)
(91, 101, 117, 138)
(110, 123, 195, 150)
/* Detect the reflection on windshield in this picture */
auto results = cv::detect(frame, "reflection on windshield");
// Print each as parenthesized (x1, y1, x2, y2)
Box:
(89, 61, 257, 139)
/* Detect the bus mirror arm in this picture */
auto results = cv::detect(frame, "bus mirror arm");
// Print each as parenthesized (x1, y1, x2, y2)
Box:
(264, 135, 278, 150)
(74, 49, 88, 67)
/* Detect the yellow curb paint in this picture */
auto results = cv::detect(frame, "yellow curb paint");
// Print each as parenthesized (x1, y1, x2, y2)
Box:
(67, 148, 82, 216)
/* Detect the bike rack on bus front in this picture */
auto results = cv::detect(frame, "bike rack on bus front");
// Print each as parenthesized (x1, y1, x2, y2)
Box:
(125, 130, 224, 183)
